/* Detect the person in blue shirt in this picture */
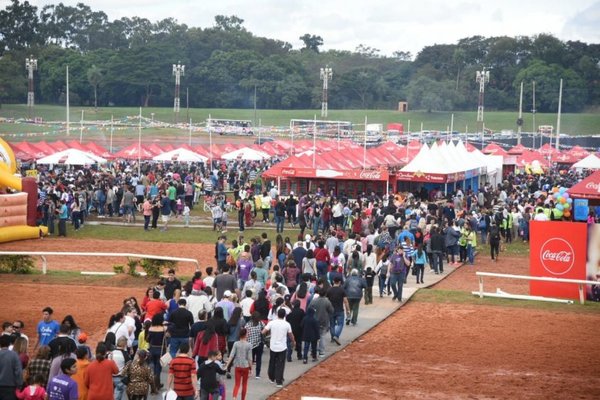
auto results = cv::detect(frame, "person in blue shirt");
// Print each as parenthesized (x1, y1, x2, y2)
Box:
(35, 307, 60, 350)
(57, 200, 68, 237)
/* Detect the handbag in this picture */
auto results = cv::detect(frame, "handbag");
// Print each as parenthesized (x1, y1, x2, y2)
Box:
(160, 352, 172, 368)
(159, 328, 172, 367)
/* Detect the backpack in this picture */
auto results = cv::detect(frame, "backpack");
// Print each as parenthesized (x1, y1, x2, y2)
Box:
(478, 217, 487, 230)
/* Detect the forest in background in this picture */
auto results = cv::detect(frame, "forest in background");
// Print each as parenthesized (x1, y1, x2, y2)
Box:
(0, 0, 599, 113)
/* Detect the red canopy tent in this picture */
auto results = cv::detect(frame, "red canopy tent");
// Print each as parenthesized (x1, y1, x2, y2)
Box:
(567, 171, 600, 200)
(465, 142, 478, 152)
(552, 152, 580, 165)
(146, 143, 165, 156)
(35, 141, 59, 155)
(66, 140, 88, 151)
(113, 144, 154, 159)
(538, 143, 559, 157)
(508, 144, 526, 155)
(517, 149, 551, 167)
(12, 142, 47, 159)
(51, 141, 69, 151)
(482, 143, 508, 156)
(85, 142, 113, 159)
(567, 145, 590, 160)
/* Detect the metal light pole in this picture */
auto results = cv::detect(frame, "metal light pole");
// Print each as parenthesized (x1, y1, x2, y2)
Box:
(25, 56, 37, 120)
(532, 81, 537, 149)
(172, 62, 185, 123)
(475, 68, 490, 134)
(555, 78, 563, 151)
(320, 65, 332, 118)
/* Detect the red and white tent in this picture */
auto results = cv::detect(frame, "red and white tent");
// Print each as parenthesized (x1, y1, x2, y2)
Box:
(567, 171, 600, 200)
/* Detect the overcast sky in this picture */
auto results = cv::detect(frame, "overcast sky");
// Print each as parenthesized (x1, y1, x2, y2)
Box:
(24, 0, 600, 57)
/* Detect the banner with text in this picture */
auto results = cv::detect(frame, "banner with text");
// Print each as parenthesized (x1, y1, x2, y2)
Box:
(530, 221, 588, 300)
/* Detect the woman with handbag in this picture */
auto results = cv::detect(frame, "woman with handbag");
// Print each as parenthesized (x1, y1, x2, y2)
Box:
(146, 314, 167, 390)
(123, 350, 156, 399)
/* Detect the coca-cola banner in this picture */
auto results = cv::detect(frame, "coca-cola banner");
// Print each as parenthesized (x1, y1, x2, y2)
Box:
(530, 221, 588, 300)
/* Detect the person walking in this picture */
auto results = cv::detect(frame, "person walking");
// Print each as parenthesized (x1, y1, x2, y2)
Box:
(0, 335, 23, 400)
(86, 343, 118, 400)
(326, 277, 350, 345)
(244, 312, 265, 379)
(122, 349, 156, 399)
(47, 358, 78, 400)
(225, 328, 253, 400)
(262, 308, 295, 388)
(167, 343, 199, 400)
(389, 246, 410, 302)
(343, 269, 367, 326)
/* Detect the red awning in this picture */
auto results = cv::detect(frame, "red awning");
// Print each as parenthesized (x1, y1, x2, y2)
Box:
(483, 143, 508, 156)
(113, 143, 155, 159)
(567, 171, 600, 200)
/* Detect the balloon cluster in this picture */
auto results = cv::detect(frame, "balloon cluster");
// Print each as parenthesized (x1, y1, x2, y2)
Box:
(551, 187, 573, 219)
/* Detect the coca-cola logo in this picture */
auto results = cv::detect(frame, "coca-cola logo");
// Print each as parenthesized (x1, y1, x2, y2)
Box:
(585, 182, 600, 191)
(360, 170, 382, 180)
(281, 168, 296, 176)
(539, 238, 575, 275)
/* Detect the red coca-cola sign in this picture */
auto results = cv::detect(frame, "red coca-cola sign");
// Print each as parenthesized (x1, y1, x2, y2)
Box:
(585, 181, 599, 191)
(359, 169, 382, 180)
(281, 168, 296, 176)
(539, 238, 575, 275)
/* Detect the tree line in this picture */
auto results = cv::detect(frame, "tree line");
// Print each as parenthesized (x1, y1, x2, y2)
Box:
(0, 0, 599, 113)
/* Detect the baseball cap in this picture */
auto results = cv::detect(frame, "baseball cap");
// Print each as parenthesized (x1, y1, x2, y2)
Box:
(223, 290, 232, 297)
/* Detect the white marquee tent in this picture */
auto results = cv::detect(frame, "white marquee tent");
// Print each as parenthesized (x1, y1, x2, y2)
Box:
(37, 149, 107, 165)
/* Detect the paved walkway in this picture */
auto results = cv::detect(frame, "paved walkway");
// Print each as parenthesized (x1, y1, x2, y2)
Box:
(147, 263, 462, 400)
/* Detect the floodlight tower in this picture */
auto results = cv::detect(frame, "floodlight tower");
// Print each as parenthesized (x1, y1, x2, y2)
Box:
(320, 65, 332, 118)
(475, 68, 490, 133)
(173, 62, 185, 123)
(25, 56, 37, 119)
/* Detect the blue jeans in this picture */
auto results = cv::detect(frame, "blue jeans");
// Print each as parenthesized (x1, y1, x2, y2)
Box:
(467, 244, 474, 264)
(275, 215, 284, 233)
(113, 376, 125, 400)
(329, 311, 345, 339)
(431, 252, 444, 273)
(378, 274, 387, 296)
(169, 336, 188, 358)
(312, 216, 321, 236)
(390, 272, 405, 301)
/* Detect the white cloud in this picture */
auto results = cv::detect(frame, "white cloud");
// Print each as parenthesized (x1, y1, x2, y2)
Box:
(24, 0, 599, 55)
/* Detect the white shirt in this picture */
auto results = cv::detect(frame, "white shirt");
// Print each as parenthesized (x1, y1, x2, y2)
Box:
(240, 297, 254, 317)
(203, 276, 215, 288)
(123, 316, 136, 347)
(109, 321, 130, 345)
(264, 318, 292, 352)
(186, 293, 214, 322)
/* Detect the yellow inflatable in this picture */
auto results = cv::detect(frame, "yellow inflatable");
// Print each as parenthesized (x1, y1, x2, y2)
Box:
(0, 137, 48, 242)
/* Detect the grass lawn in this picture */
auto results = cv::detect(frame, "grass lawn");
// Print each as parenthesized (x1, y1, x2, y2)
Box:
(1, 104, 599, 135)
(412, 288, 600, 314)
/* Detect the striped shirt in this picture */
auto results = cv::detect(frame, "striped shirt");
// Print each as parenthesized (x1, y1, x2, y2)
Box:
(169, 356, 197, 397)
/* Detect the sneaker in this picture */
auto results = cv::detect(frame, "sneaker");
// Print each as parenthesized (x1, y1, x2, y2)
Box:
(319, 353, 325, 358)
(332, 337, 341, 345)
(255, 376, 261, 379)
(276, 384, 283, 388)
(303, 359, 308, 364)
(269, 380, 275, 384)
(312, 358, 318, 362)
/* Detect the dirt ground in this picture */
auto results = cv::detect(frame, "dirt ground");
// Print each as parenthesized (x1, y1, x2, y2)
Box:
(1, 239, 599, 399)
(276, 254, 600, 400)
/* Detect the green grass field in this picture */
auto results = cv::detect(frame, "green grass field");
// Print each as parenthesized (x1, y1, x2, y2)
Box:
(1, 104, 599, 136)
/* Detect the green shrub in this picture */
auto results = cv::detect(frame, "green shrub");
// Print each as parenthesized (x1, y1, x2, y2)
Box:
(140, 258, 177, 279)
(127, 258, 139, 276)
(0, 255, 35, 274)
(113, 265, 125, 274)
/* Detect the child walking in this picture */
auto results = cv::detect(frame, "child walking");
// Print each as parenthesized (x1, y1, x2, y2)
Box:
(183, 202, 191, 227)
(197, 350, 227, 400)
(225, 328, 253, 400)
(15, 374, 47, 400)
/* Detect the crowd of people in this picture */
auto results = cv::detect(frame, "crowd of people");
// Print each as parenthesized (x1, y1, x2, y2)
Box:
(2, 158, 599, 399)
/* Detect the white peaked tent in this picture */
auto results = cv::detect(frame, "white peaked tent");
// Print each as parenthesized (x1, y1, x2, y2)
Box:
(37, 148, 107, 165)
(221, 147, 271, 161)
(153, 148, 208, 163)
(572, 154, 600, 170)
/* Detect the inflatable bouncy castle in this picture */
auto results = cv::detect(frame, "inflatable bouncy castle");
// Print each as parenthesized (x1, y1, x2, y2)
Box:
(0, 138, 47, 243)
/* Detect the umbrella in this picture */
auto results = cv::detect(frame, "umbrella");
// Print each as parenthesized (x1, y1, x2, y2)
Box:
(152, 148, 208, 163)
(37, 149, 107, 165)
